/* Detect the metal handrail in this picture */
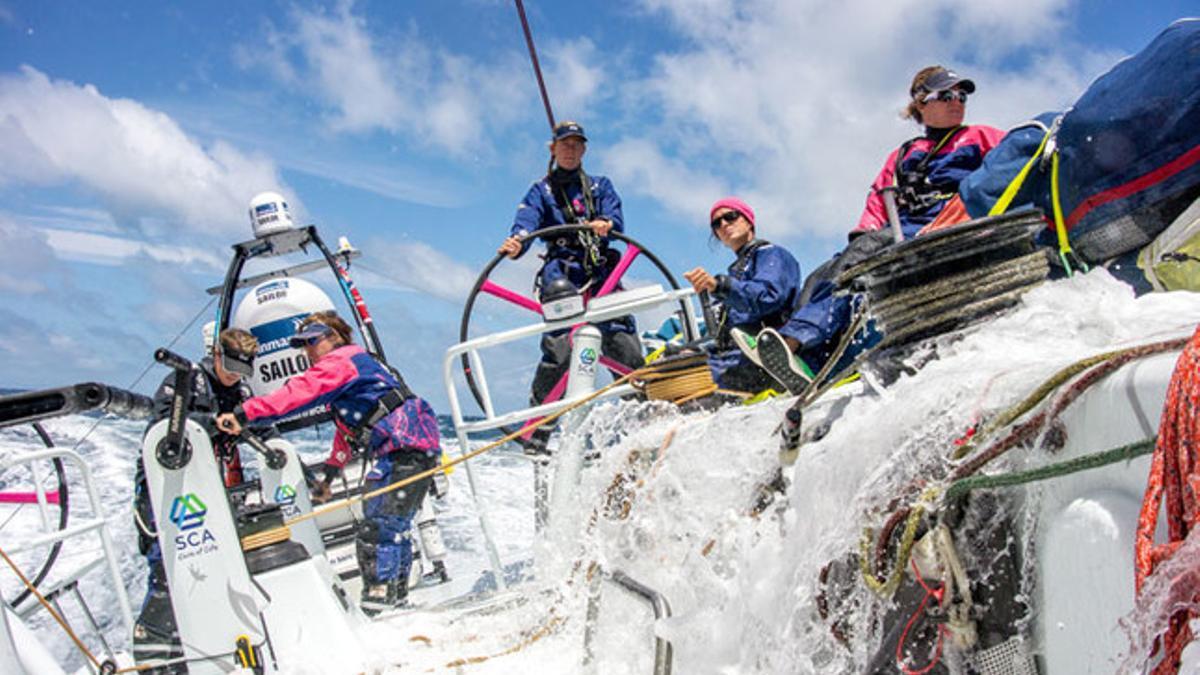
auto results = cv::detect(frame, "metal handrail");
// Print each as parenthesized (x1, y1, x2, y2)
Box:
(584, 566, 673, 675)
(0, 448, 133, 635)
(443, 285, 698, 438)
(440, 285, 699, 591)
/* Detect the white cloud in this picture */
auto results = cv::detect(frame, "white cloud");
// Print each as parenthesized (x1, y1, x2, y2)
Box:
(361, 238, 480, 303)
(542, 38, 609, 120)
(241, 2, 528, 157)
(0, 220, 57, 293)
(0, 66, 290, 235)
(619, 0, 1121, 240)
(40, 228, 225, 270)
(602, 137, 727, 220)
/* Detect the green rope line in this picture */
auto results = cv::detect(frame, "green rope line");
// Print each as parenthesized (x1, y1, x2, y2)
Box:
(953, 347, 1133, 460)
(862, 438, 1156, 597)
(943, 437, 1156, 503)
(955, 338, 1186, 461)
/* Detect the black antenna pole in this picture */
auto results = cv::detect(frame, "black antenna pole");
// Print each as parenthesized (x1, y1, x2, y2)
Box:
(514, 0, 556, 131)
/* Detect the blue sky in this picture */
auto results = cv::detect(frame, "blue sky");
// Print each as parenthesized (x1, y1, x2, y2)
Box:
(0, 0, 1194, 412)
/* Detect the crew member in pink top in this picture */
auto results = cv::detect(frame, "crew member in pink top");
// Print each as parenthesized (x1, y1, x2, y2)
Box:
(217, 311, 440, 614)
(854, 66, 1005, 238)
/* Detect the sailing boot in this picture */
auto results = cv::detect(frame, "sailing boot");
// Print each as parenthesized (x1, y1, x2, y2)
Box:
(730, 328, 764, 367)
(520, 426, 553, 456)
(427, 559, 451, 584)
(756, 328, 815, 395)
(360, 578, 408, 617)
(132, 587, 186, 673)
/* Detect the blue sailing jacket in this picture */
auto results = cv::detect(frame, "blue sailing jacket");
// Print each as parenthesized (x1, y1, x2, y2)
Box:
(510, 170, 624, 290)
(708, 241, 802, 386)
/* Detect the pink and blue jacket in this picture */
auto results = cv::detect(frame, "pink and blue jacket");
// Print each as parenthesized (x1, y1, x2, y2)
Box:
(853, 125, 1005, 237)
(238, 345, 440, 468)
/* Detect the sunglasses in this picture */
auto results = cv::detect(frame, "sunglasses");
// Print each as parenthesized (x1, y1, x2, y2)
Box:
(922, 89, 969, 104)
(220, 349, 255, 378)
(710, 211, 742, 230)
(289, 324, 334, 348)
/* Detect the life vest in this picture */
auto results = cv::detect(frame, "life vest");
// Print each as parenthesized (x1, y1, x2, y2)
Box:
(892, 126, 969, 214)
(714, 239, 776, 347)
(545, 167, 611, 277)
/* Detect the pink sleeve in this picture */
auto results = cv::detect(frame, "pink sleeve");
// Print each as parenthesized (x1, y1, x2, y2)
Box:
(853, 148, 901, 233)
(242, 353, 357, 421)
(326, 419, 353, 468)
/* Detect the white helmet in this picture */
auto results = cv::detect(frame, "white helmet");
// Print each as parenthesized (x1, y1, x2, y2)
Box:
(248, 191, 295, 237)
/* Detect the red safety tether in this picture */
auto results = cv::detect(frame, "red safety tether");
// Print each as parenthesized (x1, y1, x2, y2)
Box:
(1135, 324, 1200, 674)
(896, 557, 946, 675)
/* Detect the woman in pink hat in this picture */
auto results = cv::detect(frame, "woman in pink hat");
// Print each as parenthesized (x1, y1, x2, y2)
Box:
(683, 197, 802, 394)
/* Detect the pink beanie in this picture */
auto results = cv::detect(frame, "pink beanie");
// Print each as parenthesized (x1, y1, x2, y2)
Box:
(710, 197, 755, 228)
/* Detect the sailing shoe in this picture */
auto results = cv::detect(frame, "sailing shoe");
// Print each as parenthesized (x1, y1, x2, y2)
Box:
(519, 426, 553, 456)
(360, 580, 409, 617)
(133, 587, 185, 672)
(730, 328, 763, 367)
(425, 559, 451, 585)
(132, 621, 186, 673)
(756, 328, 814, 395)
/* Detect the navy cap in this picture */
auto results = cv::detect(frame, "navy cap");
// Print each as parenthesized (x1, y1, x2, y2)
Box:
(553, 121, 587, 142)
(288, 322, 334, 348)
(914, 68, 976, 96)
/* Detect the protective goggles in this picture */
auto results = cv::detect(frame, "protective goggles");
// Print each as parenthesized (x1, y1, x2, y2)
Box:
(710, 211, 743, 230)
(921, 89, 968, 104)
(220, 349, 256, 378)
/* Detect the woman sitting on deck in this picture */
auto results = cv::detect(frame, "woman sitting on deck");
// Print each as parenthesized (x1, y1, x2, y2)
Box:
(683, 197, 803, 394)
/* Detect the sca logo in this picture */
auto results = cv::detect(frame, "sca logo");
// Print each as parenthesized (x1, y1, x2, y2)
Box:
(579, 347, 597, 366)
(170, 493, 207, 530)
(274, 484, 297, 506)
(171, 493, 217, 556)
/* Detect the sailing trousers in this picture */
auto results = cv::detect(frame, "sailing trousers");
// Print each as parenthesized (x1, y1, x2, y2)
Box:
(356, 450, 438, 585)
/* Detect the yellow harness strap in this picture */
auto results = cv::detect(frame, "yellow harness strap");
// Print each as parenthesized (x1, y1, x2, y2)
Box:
(987, 122, 1087, 277)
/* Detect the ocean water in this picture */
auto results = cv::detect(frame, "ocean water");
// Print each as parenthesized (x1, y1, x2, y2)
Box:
(3, 269, 1200, 673)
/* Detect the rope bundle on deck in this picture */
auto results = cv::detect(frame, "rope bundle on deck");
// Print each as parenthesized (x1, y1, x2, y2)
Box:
(861, 336, 1188, 598)
(632, 351, 716, 404)
(1135, 325, 1200, 675)
(841, 209, 1051, 351)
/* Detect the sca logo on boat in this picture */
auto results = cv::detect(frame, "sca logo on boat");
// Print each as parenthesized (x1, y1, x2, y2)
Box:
(579, 347, 597, 367)
(170, 493, 217, 557)
(170, 493, 207, 530)
(273, 484, 297, 506)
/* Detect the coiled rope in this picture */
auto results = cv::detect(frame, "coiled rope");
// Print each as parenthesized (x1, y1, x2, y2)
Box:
(1135, 325, 1200, 675)
(632, 352, 717, 404)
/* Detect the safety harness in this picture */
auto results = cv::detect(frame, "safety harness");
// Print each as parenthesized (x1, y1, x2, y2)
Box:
(891, 125, 967, 214)
(340, 378, 416, 451)
(985, 114, 1088, 276)
(548, 168, 607, 275)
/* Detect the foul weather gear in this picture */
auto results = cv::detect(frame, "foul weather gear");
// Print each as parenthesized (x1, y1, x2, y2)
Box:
(237, 344, 440, 468)
(357, 451, 437, 587)
(855, 124, 1005, 238)
(509, 167, 643, 429)
(707, 239, 802, 390)
(236, 344, 441, 589)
